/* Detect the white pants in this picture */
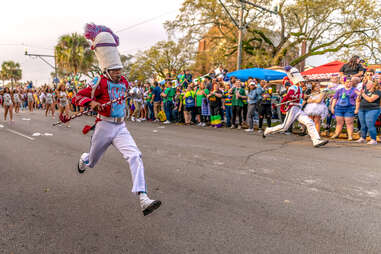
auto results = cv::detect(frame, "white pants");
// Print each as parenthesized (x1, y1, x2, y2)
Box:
(83, 121, 146, 193)
(266, 106, 321, 144)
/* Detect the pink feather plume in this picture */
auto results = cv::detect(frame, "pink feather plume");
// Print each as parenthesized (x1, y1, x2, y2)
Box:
(84, 23, 119, 46)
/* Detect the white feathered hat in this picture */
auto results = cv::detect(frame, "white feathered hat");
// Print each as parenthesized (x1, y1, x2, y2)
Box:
(284, 65, 305, 85)
(85, 23, 122, 71)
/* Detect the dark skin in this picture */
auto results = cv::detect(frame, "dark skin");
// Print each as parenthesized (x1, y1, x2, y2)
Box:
(89, 68, 122, 110)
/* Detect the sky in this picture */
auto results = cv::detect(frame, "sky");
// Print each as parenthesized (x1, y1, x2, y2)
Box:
(1, 0, 326, 86)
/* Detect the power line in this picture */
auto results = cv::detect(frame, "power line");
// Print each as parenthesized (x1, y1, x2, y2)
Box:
(0, 43, 53, 51)
(116, 9, 177, 33)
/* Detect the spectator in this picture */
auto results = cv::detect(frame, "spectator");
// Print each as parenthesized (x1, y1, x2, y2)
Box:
(331, 77, 358, 140)
(146, 86, 154, 120)
(208, 82, 223, 128)
(161, 81, 175, 124)
(152, 81, 162, 122)
(231, 79, 246, 129)
(183, 85, 195, 125)
(130, 81, 144, 122)
(339, 55, 366, 78)
(257, 80, 273, 132)
(223, 84, 233, 128)
(356, 79, 381, 144)
(195, 81, 209, 126)
(245, 81, 259, 132)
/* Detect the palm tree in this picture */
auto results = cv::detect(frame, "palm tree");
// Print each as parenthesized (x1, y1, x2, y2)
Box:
(1, 61, 22, 86)
(55, 33, 95, 78)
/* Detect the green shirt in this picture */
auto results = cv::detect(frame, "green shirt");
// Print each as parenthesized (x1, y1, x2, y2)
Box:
(147, 92, 153, 103)
(196, 89, 209, 107)
(232, 87, 245, 107)
(163, 87, 175, 103)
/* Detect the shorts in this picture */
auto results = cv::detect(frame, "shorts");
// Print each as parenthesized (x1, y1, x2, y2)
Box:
(185, 106, 194, 112)
(334, 106, 355, 117)
(195, 106, 202, 115)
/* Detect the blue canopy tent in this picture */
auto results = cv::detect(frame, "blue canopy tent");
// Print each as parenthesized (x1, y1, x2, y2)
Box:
(227, 68, 286, 82)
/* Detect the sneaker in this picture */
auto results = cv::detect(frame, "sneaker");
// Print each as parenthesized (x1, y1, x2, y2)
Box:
(245, 128, 254, 132)
(136, 118, 142, 122)
(77, 153, 89, 174)
(237, 125, 241, 129)
(257, 129, 263, 133)
(283, 131, 291, 135)
(201, 123, 206, 127)
(139, 193, 161, 216)
(231, 125, 236, 129)
(367, 140, 377, 145)
(153, 119, 159, 122)
(356, 137, 366, 143)
(197, 123, 202, 126)
(313, 139, 329, 148)
(141, 118, 146, 121)
(163, 120, 171, 124)
(131, 117, 136, 122)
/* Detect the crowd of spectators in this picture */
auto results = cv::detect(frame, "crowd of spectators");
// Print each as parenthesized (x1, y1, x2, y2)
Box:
(2, 56, 381, 145)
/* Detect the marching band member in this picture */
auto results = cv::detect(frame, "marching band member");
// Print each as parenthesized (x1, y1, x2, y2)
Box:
(263, 66, 329, 148)
(72, 23, 161, 216)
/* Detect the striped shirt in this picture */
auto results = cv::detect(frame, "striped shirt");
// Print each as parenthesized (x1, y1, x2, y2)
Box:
(224, 90, 232, 106)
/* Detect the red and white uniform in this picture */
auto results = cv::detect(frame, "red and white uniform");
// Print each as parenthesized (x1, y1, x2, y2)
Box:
(73, 75, 147, 194)
(73, 75, 129, 119)
(280, 85, 303, 114)
(264, 85, 323, 146)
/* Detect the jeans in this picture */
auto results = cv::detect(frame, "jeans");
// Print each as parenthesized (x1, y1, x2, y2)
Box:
(164, 101, 173, 122)
(225, 105, 232, 127)
(147, 102, 154, 120)
(358, 108, 380, 140)
(247, 104, 256, 129)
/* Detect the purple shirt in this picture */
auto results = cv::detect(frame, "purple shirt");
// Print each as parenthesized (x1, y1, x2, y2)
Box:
(333, 87, 358, 107)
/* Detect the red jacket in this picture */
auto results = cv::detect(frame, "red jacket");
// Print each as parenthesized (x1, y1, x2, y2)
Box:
(280, 85, 303, 113)
(72, 75, 129, 118)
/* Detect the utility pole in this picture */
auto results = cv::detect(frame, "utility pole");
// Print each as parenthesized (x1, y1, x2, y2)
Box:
(218, 0, 278, 71)
(24, 51, 59, 85)
(237, 1, 244, 70)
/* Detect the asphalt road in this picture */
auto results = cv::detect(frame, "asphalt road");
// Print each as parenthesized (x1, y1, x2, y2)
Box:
(1, 109, 381, 253)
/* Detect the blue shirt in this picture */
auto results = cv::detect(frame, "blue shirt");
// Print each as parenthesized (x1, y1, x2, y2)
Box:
(107, 80, 126, 118)
(153, 86, 162, 102)
(248, 90, 259, 104)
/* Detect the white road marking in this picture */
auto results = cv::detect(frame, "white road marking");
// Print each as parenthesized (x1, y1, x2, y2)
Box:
(0, 124, 3, 128)
(153, 130, 158, 133)
(7, 129, 35, 141)
(21, 118, 31, 121)
(44, 133, 53, 136)
(32, 132, 41, 136)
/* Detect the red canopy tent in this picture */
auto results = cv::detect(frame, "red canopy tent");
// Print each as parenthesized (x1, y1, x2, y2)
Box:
(302, 61, 344, 80)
